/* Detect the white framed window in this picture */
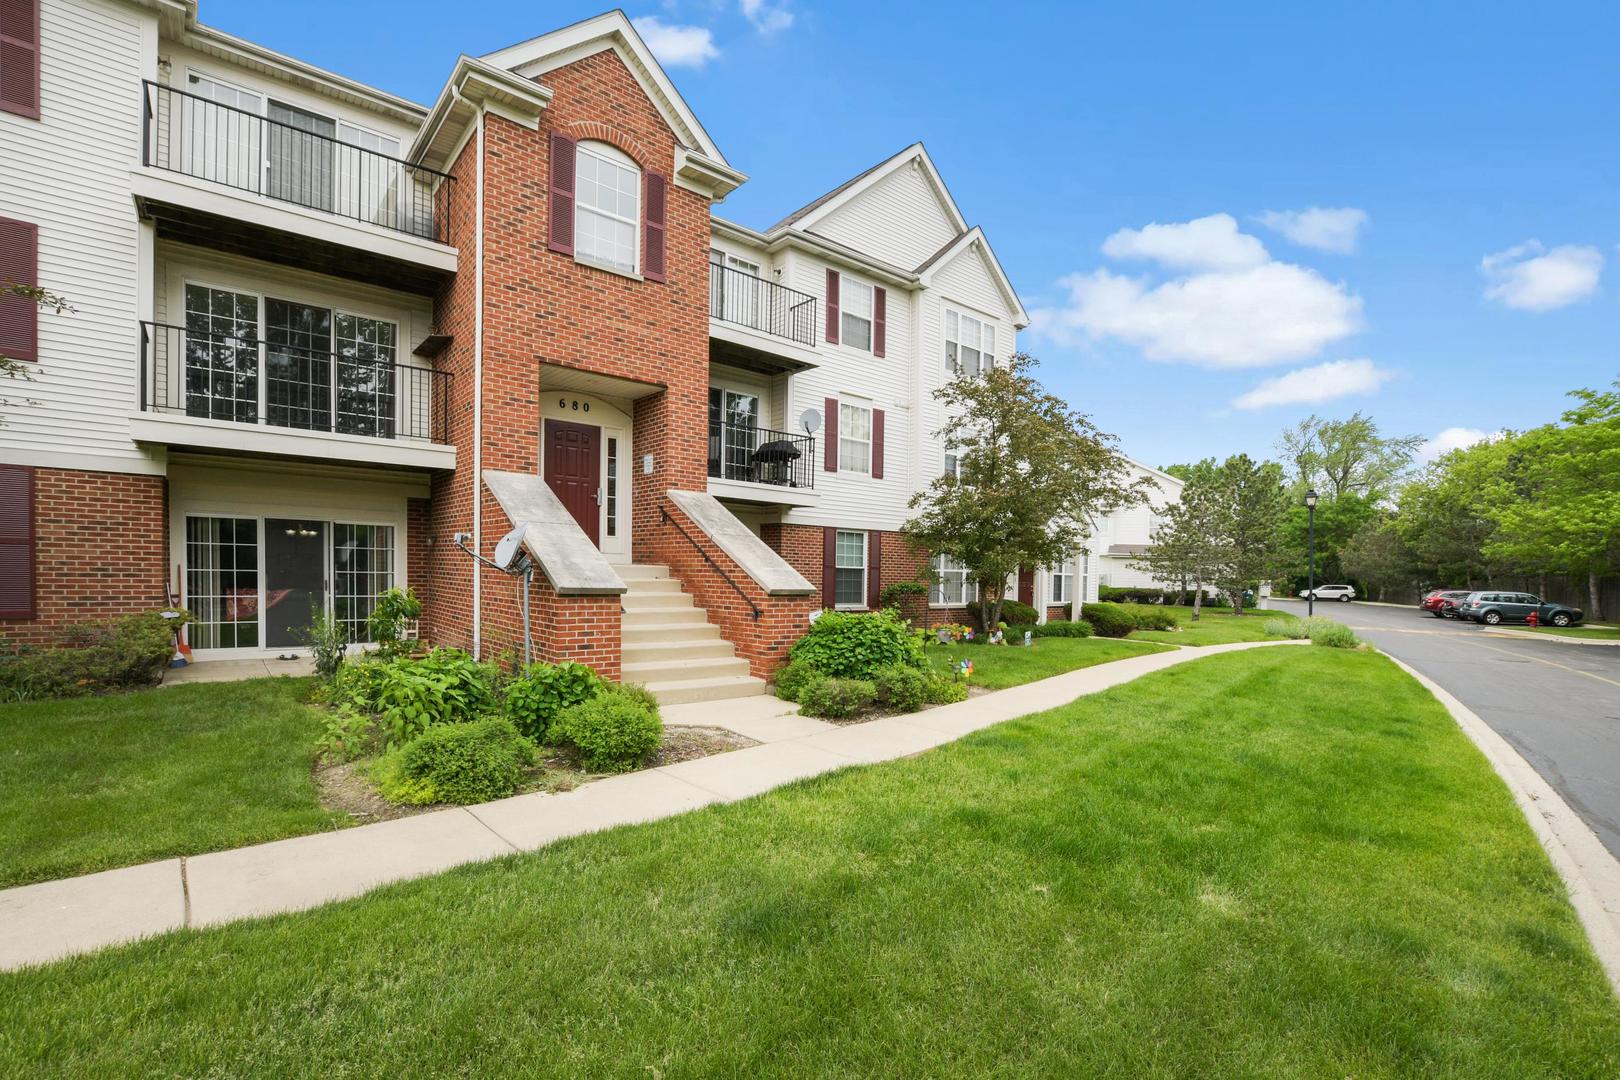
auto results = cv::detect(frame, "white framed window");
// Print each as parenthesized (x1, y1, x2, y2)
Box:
(839, 401, 872, 475)
(835, 530, 867, 608)
(932, 553, 978, 606)
(575, 141, 640, 274)
(841, 278, 874, 351)
(1050, 562, 1073, 605)
(943, 453, 959, 479)
(945, 307, 997, 376)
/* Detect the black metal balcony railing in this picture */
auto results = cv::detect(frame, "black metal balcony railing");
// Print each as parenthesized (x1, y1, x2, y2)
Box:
(139, 322, 452, 445)
(141, 80, 456, 244)
(709, 262, 818, 347)
(707, 420, 814, 490)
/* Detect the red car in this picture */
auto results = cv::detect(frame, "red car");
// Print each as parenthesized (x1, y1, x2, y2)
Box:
(1420, 589, 1473, 618)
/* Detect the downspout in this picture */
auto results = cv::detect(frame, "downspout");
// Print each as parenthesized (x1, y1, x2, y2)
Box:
(461, 89, 486, 659)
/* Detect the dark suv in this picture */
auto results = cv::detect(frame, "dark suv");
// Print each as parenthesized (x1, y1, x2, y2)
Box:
(1457, 591, 1584, 627)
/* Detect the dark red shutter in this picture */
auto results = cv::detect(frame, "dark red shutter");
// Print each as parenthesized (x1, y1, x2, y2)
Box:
(866, 531, 881, 610)
(824, 268, 840, 344)
(0, 464, 35, 619)
(1017, 567, 1034, 607)
(547, 131, 576, 255)
(873, 286, 887, 358)
(823, 396, 838, 472)
(0, 0, 41, 120)
(0, 217, 38, 364)
(822, 527, 837, 609)
(871, 408, 885, 479)
(642, 170, 667, 282)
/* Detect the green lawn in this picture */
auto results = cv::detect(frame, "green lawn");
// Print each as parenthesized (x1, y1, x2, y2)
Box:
(1521, 625, 1620, 641)
(0, 677, 340, 888)
(927, 635, 1172, 689)
(1110, 602, 1300, 646)
(3, 647, 1617, 1077)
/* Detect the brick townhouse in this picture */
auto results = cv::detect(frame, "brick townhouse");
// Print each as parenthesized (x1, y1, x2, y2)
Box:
(0, 1, 1046, 703)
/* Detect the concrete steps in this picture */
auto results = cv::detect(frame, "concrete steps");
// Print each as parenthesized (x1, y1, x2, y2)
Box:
(617, 563, 766, 705)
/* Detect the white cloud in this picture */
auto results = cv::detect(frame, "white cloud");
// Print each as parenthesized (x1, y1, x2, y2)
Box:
(1099, 213, 1268, 272)
(1481, 241, 1602, 311)
(740, 0, 794, 34)
(1032, 259, 1363, 369)
(1255, 207, 1368, 254)
(1417, 426, 1498, 463)
(1231, 359, 1391, 410)
(631, 16, 720, 68)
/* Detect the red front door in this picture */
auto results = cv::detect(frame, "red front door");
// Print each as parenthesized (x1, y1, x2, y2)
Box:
(544, 419, 601, 545)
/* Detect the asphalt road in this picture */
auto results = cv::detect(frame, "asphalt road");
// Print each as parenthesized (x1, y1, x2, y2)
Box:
(1271, 597, 1620, 859)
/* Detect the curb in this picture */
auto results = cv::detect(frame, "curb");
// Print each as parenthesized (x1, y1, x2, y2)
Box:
(1383, 654, 1620, 998)
(1481, 628, 1620, 648)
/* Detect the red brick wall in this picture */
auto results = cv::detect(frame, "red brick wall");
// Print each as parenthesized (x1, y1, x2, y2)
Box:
(1045, 604, 1071, 623)
(0, 468, 167, 646)
(761, 522, 971, 630)
(406, 497, 432, 611)
(661, 501, 816, 678)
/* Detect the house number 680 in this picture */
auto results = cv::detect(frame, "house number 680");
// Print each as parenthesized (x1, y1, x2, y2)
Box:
(558, 398, 590, 413)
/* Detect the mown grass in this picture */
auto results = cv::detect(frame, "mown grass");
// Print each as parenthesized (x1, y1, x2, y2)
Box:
(2, 647, 1616, 1077)
(1520, 625, 1620, 641)
(926, 635, 1171, 689)
(0, 677, 340, 887)
(1113, 602, 1302, 646)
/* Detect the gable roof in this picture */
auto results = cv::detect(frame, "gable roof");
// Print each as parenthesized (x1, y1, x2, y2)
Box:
(915, 226, 1030, 329)
(768, 143, 967, 236)
(480, 10, 729, 168)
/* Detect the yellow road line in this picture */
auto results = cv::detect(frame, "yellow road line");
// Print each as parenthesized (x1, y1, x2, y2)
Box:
(1469, 640, 1620, 690)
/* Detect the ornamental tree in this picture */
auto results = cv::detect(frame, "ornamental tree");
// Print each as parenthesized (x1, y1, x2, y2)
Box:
(902, 353, 1145, 631)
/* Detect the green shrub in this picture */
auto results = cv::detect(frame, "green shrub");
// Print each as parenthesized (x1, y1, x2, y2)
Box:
(878, 580, 929, 610)
(1131, 608, 1178, 632)
(1264, 619, 1309, 640)
(368, 649, 498, 747)
(303, 611, 347, 682)
(0, 610, 183, 700)
(873, 665, 927, 713)
(773, 659, 824, 703)
(377, 717, 536, 805)
(550, 693, 662, 772)
(788, 609, 926, 680)
(1304, 618, 1360, 649)
(1032, 619, 1094, 638)
(966, 598, 1039, 629)
(502, 660, 603, 741)
(603, 681, 660, 715)
(1082, 602, 1140, 639)
(922, 672, 969, 705)
(798, 677, 877, 719)
(367, 587, 422, 658)
(1099, 585, 1166, 604)
(315, 706, 373, 763)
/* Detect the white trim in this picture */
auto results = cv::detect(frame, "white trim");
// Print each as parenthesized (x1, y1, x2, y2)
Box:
(782, 144, 966, 238)
(832, 528, 868, 610)
(837, 398, 874, 476)
(472, 110, 485, 658)
(917, 226, 1030, 328)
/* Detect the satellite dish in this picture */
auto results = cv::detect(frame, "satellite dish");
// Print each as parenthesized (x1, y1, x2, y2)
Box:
(493, 525, 528, 571)
(799, 408, 822, 435)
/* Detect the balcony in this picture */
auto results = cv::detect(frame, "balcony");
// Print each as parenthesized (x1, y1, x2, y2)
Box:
(708, 262, 820, 374)
(136, 81, 458, 292)
(132, 321, 455, 471)
(707, 420, 818, 507)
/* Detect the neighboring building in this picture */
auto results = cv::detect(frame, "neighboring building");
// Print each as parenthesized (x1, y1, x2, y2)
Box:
(1081, 459, 1185, 603)
(0, 2, 1027, 702)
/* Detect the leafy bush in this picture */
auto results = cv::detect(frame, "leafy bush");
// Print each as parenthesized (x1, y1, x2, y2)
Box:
(966, 598, 1039, 629)
(503, 661, 604, 741)
(376, 718, 537, 805)
(0, 610, 183, 700)
(798, 677, 877, 720)
(303, 611, 347, 682)
(1082, 602, 1141, 639)
(1099, 586, 1166, 604)
(367, 587, 422, 658)
(368, 649, 498, 747)
(878, 580, 929, 610)
(1304, 618, 1360, 649)
(315, 707, 373, 763)
(1131, 608, 1178, 632)
(788, 609, 926, 680)
(550, 693, 662, 772)
(873, 665, 927, 713)
(1031, 619, 1094, 638)
(1264, 619, 1309, 640)
(923, 672, 970, 705)
(773, 659, 824, 703)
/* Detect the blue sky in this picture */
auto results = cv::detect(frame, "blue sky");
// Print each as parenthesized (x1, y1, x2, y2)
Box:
(206, 0, 1619, 469)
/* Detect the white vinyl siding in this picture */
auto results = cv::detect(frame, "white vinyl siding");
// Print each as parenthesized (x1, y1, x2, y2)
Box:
(807, 162, 960, 269)
(835, 530, 867, 608)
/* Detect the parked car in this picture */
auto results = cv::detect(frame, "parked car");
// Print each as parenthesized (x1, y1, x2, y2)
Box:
(1456, 591, 1584, 627)
(1420, 589, 1473, 618)
(1298, 584, 1356, 602)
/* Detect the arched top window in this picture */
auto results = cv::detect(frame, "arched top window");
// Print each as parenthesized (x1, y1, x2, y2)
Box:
(575, 140, 640, 274)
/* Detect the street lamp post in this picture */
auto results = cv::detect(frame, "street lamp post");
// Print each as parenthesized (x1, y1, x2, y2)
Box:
(1304, 489, 1319, 618)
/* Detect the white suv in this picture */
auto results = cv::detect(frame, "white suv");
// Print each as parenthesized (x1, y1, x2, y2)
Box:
(1298, 584, 1356, 602)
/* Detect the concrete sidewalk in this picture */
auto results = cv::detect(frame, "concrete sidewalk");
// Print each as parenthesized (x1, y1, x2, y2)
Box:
(0, 640, 1296, 971)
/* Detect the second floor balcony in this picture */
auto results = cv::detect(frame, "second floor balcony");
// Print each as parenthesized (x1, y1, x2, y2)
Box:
(133, 321, 455, 471)
(707, 419, 816, 507)
(708, 262, 820, 374)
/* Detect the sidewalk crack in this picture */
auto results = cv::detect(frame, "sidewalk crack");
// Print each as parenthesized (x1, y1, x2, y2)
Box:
(179, 856, 192, 928)
(463, 808, 520, 853)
